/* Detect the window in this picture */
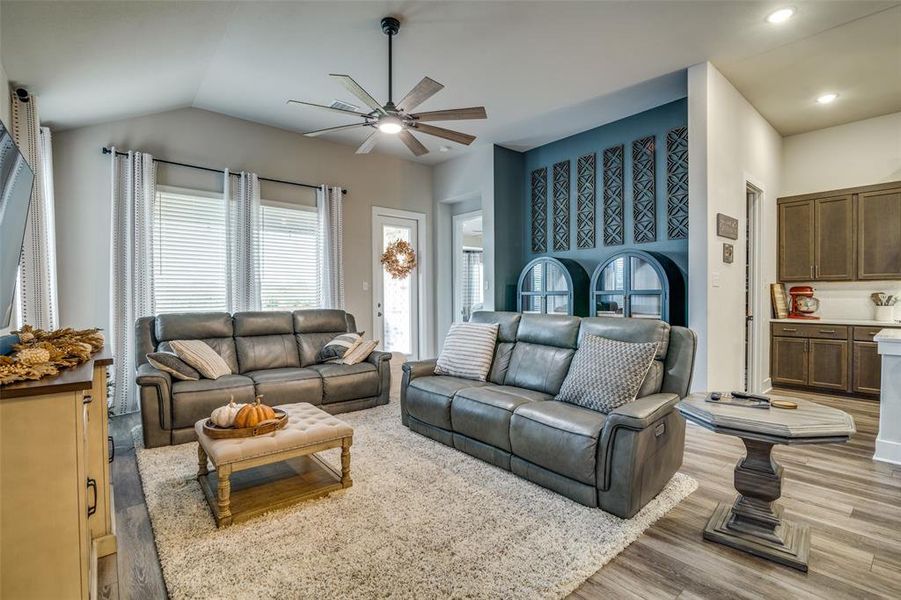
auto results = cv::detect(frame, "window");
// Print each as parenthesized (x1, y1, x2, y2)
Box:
(152, 188, 321, 313)
(259, 201, 320, 310)
(153, 188, 227, 313)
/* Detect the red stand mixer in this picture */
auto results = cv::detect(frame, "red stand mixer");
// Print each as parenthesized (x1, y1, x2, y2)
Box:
(788, 286, 820, 319)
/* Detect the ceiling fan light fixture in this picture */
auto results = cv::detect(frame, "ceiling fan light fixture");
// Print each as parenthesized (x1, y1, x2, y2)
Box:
(378, 116, 403, 134)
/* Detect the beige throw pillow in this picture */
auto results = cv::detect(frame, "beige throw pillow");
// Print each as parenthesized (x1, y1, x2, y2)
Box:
(169, 340, 232, 379)
(434, 322, 499, 382)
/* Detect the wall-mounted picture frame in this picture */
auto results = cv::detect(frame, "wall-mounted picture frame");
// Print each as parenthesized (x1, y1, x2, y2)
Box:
(770, 283, 788, 319)
(716, 213, 739, 240)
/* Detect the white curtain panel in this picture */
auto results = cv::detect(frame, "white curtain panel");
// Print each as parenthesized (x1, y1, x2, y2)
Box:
(224, 170, 261, 312)
(110, 149, 157, 415)
(317, 185, 344, 309)
(10, 93, 58, 330)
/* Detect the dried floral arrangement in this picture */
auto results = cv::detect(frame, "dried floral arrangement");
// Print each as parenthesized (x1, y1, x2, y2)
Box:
(380, 239, 417, 279)
(0, 325, 105, 386)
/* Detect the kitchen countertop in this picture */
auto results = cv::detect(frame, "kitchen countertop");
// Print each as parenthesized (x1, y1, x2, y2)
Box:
(771, 318, 901, 327)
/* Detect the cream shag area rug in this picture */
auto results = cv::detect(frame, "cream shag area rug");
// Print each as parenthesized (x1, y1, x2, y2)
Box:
(134, 400, 696, 599)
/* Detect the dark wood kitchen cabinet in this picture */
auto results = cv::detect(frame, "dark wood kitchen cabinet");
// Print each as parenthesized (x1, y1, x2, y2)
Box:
(778, 181, 901, 282)
(857, 185, 901, 279)
(771, 323, 899, 397)
(808, 338, 849, 390)
(771, 336, 809, 386)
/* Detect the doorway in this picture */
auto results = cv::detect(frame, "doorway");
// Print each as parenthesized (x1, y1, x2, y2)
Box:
(745, 183, 762, 392)
(372, 207, 426, 361)
(452, 210, 484, 323)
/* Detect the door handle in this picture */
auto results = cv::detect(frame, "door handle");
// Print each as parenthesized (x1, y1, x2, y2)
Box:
(86, 478, 98, 517)
(782, 327, 798, 332)
(377, 312, 382, 317)
(819, 329, 836, 334)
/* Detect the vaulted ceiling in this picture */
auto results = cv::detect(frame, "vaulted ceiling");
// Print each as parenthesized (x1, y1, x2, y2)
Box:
(3, 1, 899, 163)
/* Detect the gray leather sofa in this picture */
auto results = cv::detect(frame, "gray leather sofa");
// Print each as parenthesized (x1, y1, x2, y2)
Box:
(401, 311, 696, 518)
(136, 309, 390, 448)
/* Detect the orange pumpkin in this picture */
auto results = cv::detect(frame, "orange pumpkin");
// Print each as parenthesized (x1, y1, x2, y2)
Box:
(234, 396, 276, 428)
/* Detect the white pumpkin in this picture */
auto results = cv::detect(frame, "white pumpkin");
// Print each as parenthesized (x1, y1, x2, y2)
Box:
(210, 399, 247, 428)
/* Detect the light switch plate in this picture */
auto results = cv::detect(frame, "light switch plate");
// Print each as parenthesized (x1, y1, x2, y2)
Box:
(362, 281, 369, 291)
(712, 271, 721, 288)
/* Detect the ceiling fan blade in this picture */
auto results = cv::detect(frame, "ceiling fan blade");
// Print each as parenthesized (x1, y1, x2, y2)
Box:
(412, 106, 487, 122)
(287, 99, 371, 118)
(398, 130, 429, 157)
(304, 123, 368, 137)
(330, 74, 385, 114)
(356, 130, 380, 154)
(396, 77, 445, 113)
(412, 123, 476, 146)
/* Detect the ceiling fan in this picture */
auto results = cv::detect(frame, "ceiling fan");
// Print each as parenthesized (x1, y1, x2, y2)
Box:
(288, 16, 487, 157)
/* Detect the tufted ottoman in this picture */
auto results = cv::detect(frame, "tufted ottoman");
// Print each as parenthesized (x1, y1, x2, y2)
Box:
(195, 402, 353, 527)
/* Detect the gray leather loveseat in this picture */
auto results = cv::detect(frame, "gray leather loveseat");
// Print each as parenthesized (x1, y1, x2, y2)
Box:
(401, 311, 696, 518)
(136, 309, 390, 448)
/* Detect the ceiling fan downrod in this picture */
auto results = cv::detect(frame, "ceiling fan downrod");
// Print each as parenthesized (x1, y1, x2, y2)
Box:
(381, 16, 400, 109)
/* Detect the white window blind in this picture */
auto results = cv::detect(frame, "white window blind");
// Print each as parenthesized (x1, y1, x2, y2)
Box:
(152, 189, 228, 314)
(259, 201, 320, 310)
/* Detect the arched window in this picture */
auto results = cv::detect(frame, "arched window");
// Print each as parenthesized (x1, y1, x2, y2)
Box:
(517, 257, 589, 316)
(590, 250, 684, 324)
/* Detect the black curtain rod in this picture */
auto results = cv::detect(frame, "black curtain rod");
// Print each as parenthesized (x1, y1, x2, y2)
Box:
(101, 147, 347, 194)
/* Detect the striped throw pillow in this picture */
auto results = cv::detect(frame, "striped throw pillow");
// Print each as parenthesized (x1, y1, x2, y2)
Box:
(317, 332, 363, 363)
(434, 322, 499, 382)
(169, 340, 232, 380)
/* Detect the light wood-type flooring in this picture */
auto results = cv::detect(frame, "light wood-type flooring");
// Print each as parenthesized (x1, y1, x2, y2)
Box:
(102, 359, 900, 599)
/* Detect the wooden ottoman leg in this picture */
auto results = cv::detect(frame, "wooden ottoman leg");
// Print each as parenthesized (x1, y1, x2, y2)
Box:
(217, 464, 233, 527)
(197, 444, 209, 477)
(341, 438, 352, 487)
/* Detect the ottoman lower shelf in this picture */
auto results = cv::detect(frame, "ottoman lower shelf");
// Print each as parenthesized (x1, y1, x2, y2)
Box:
(198, 454, 350, 527)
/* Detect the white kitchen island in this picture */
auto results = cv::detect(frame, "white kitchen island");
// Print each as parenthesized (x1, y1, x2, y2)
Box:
(874, 328, 901, 465)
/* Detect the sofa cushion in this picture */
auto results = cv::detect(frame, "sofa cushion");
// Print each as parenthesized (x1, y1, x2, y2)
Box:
(246, 368, 323, 406)
(171, 374, 255, 429)
(307, 362, 380, 404)
(510, 401, 606, 485)
(169, 339, 232, 379)
(555, 334, 657, 413)
(155, 312, 233, 342)
(233, 311, 293, 336)
(292, 309, 350, 333)
(451, 385, 552, 451)
(470, 312, 522, 383)
(405, 376, 489, 430)
(235, 334, 302, 372)
(504, 342, 575, 396)
(435, 322, 499, 382)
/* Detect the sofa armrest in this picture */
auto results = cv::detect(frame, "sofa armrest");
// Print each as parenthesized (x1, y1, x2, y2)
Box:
(605, 393, 680, 430)
(136, 362, 172, 401)
(402, 358, 437, 381)
(366, 350, 392, 366)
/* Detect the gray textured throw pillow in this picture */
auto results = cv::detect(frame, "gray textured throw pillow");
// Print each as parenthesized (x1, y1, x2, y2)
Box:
(434, 322, 499, 382)
(317, 332, 364, 363)
(555, 334, 658, 413)
(169, 340, 232, 379)
(146, 352, 201, 381)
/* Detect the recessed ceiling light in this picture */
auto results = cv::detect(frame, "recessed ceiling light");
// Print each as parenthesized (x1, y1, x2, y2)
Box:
(766, 7, 795, 24)
(439, 146, 450, 153)
(816, 93, 838, 104)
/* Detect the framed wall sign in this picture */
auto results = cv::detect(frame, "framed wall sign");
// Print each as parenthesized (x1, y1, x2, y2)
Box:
(716, 213, 739, 240)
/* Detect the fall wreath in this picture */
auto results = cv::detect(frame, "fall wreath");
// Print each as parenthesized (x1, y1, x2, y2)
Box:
(0, 325, 105, 386)
(380, 239, 417, 279)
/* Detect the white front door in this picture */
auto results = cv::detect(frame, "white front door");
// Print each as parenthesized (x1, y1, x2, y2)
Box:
(373, 208, 423, 361)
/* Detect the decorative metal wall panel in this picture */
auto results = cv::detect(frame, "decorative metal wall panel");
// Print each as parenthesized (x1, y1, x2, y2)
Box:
(576, 153, 596, 249)
(602, 145, 625, 246)
(666, 126, 689, 239)
(552, 160, 571, 251)
(530, 167, 548, 253)
(632, 136, 657, 243)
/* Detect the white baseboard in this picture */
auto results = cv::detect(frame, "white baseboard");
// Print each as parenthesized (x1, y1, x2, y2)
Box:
(874, 437, 901, 466)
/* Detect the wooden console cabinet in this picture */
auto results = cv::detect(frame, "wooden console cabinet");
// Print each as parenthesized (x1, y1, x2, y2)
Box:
(778, 181, 901, 282)
(0, 351, 116, 599)
(771, 323, 898, 397)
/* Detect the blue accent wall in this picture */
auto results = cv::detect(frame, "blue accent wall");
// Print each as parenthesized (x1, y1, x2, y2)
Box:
(521, 99, 688, 283)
